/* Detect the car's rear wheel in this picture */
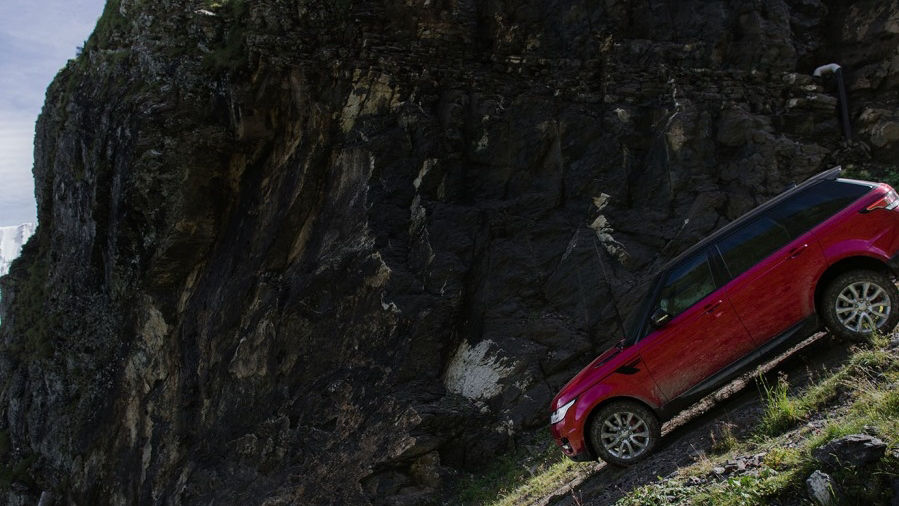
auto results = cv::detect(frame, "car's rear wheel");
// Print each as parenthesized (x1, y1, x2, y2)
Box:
(821, 269, 899, 341)
(589, 400, 660, 466)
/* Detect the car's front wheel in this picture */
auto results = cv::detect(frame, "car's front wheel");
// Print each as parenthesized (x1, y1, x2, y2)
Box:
(821, 269, 899, 341)
(589, 400, 660, 466)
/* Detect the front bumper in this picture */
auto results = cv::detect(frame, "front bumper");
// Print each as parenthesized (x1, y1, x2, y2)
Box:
(563, 442, 595, 462)
(550, 422, 593, 461)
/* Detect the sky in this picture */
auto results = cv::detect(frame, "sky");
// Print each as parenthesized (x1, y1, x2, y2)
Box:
(0, 0, 106, 227)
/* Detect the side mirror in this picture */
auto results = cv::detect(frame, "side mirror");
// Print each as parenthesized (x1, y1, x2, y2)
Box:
(650, 308, 672, 328)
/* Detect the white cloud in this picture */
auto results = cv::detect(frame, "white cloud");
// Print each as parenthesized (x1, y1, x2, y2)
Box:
(0, 0, 105, 226)
(0, 116, 37, 225)
(0, 1, 101, 53)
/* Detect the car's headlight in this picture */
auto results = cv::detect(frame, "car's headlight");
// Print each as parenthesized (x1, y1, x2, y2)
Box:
(550, 398, 576, 425)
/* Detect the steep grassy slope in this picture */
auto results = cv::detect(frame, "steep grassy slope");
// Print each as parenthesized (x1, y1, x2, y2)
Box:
(455, 332, 899, 505)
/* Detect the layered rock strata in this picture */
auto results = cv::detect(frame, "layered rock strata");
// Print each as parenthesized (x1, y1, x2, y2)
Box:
(2, 0, 899, 504)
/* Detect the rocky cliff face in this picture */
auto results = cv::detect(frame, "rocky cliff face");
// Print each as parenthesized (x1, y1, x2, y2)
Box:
(2, 0, 899, 504)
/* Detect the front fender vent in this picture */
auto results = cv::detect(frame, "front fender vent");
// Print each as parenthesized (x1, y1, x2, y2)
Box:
(615, 359, 641, 375)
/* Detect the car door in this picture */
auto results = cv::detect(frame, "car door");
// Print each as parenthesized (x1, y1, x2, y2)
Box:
(638, 249, 755, 401)
(717, 213, 826, 344)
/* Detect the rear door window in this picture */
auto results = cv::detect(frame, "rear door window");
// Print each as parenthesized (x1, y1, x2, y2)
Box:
(716, 216, 791, 279)
(770, 180, 871, 238)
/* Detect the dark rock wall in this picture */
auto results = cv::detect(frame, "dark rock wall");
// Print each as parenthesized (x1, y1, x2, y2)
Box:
(2, 0, 899, 503)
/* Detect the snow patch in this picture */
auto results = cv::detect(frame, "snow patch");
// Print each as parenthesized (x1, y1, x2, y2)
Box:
(444, 340, 515, 401)
(0, 223, 35, 277)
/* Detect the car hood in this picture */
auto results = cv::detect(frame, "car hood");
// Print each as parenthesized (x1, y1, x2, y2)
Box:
(551, 343, 623, 409)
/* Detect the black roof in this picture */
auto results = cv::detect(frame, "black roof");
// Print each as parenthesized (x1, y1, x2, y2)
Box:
(661, 166, 843, 271)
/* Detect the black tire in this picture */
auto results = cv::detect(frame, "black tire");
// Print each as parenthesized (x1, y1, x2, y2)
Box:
(820, 269, 899, 341)
(589, 400, 660, 466)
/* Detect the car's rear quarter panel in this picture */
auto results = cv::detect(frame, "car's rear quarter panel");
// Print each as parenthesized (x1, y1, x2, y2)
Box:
(816, 185, 899, 266)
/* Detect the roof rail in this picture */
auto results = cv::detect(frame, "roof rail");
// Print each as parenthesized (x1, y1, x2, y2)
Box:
(785, 166, 841, 193)
(659, 166, 846, 270)
(812, 166, 842, 182)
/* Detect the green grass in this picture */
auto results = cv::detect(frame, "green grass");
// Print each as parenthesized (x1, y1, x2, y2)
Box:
(761, 446, 802, 470)
(616, 480, 693, 506)
(619, 467, 807, 506)
(614, 336, 899, 505)
(708, 422, 739, 455)
(3, 246, 55, 360)
(691, 468, 802, 506)
(756, 372, 806, 436)
(450, 433, 590, 505)
(82, 0, 129, 52)
(0, 454, 37, 491)
(755, 335, 894, 439)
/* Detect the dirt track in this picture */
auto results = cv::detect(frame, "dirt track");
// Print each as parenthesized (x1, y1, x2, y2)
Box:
(539, 330, 853, 506)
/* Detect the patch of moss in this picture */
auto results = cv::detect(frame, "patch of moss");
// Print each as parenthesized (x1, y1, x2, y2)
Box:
(0, 431, 9, 459)
(83, 0, 129, 52)
(0, 454, 37, 491)
(204, 0, 250, 73)
(333, 0, 352, 13)
(3, 239, 56, 360)
(841, 165, 899, 190)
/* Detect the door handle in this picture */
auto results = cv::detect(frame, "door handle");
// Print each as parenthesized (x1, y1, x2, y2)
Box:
(703, 300, 723, 314)
(789, 243, 808, 258)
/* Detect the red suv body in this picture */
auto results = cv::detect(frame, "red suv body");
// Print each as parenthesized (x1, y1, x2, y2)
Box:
(550, 168, 899, 465)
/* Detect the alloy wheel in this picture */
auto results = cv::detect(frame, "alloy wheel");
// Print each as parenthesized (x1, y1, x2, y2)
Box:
(599, 411, 651, 460)
(834, 281, 892, 333)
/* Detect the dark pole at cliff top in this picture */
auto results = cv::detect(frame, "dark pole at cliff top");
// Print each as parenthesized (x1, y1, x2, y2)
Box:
(813, 63, 852, 142)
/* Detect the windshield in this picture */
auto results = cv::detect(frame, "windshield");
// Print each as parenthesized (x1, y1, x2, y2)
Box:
(618, 277, 659, 345)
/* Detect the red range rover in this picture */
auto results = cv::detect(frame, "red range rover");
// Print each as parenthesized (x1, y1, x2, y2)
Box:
(550, 167, 899, 465)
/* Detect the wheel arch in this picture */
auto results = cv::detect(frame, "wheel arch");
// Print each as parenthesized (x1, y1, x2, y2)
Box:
(814, 255, 893, 312)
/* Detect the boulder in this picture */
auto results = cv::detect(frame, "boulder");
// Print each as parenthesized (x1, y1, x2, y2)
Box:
(806, 470, 837, 506)
(813, 434, 887, 469)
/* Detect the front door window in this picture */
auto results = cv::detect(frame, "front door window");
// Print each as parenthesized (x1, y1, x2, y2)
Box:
(658, 253, 716, 317)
